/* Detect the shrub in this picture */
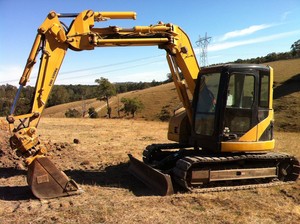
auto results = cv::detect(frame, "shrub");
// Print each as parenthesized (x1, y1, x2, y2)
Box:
(65, 108, 81, 118)
(88, 107, 99, 118)
(158, 106, 172, 121)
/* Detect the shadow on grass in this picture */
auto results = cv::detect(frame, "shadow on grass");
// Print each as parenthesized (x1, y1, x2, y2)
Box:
(65, 162, 158, 197)
(0, 163, 159, 201)
(0, 186, 34, 201)
(0, 168, 34, 200)
(274, 73, 300, 99)
(0, 167, 26, 178)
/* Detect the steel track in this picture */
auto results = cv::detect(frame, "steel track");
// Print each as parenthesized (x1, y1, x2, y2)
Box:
(143, 143, 300, 193)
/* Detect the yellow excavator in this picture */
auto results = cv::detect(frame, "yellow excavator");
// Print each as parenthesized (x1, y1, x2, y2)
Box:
(7, 10, 299, 198)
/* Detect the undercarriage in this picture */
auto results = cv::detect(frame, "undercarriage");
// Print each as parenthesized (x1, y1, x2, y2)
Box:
(129, 143, 300, 195)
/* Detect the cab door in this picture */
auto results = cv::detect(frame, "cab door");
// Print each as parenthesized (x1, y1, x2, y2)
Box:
(193, 71, 221, 151)
(223, 71, 258, 139)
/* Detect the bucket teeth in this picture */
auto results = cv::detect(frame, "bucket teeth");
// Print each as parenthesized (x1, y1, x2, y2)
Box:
(27, 157, 83, 199)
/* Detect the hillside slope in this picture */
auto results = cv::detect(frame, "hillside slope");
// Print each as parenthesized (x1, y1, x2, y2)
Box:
(43, 83, 180, 121)
(267, 59, 300, 132)
(44, 58, 300, 131)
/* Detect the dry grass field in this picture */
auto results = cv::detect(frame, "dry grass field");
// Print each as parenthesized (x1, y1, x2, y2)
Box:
(0, 118, 299, 224)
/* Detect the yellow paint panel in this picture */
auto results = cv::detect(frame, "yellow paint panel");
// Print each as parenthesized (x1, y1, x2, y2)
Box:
(239, 110, 273, 142)
(238, 125, 258, 141)
(221, 140, 275, 152)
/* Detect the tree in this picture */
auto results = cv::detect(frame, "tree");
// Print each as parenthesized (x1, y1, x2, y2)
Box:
(48, 86, 70, 107)
(165, 72, 184, 83)
(88, 107, 99, 118)
(265, 52, 278, 62)
(165, 73, 173, 83)
(291, 39, 300, 57)
(121, 97, 144, 118)
(65, 108, 81, 118)
(95, 77, 116, 118)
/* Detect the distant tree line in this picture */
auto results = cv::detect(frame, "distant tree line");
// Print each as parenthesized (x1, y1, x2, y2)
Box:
(0, 85, 34, 116)
(233, 39, 300, 64)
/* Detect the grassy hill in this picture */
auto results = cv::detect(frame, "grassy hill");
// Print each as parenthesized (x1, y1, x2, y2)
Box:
(44, 58, 300, 132)
(43, 82, 181, 121)
(267, 59, 300, 132)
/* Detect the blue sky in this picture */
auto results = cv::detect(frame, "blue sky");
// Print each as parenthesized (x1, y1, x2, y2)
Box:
(0, 0, 299, 85)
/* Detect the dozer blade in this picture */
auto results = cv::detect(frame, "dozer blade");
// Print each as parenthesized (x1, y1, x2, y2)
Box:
(27, 157, 83, 199)
(128, 154, 174, 196)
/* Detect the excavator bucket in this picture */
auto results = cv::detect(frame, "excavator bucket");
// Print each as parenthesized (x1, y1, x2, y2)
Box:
(128, 154, 174, 196)
(27, 157, 82, 199)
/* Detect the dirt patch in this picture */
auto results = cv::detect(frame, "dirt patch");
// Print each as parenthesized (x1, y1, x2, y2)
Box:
(0, 120, 25, 170)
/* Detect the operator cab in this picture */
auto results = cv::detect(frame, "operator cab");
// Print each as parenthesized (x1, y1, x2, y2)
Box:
(192, 64, 274, 152)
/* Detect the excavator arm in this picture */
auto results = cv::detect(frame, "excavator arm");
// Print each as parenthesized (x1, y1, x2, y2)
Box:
(7, 13, 69, 165)
(7, 10, 200, 198)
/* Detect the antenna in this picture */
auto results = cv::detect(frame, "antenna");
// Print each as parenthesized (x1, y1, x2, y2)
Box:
(196, 32, 212, 67)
